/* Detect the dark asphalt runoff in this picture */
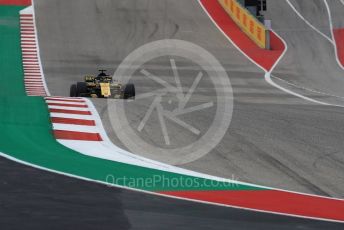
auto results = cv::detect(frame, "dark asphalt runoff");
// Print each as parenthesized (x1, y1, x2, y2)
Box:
(0, 156, 343, 230)
(3, 0, 343, 229)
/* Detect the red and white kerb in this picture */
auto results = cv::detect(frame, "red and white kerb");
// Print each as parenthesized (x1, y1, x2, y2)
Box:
(20, 6, 49, 96)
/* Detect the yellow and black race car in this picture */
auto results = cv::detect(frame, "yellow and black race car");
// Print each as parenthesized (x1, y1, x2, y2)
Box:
(70, 70, 135, 99)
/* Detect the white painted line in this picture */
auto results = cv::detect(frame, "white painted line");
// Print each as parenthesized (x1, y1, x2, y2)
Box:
(48, 105, 90, 111)
(23, 65, 40, 68)
(27, 92, 46, 94)
(52, 123, 99, 133)
(25, 84, 44, 86)
(21, 42, 36, 45)
(26, 92, 46, 94)
(272, 75, 344, 100)
(23, 64, 39, 66)
(266, 73, 344, 107)
(266, 32, 344, 108)
(286, 0, 343, 70)
(285, 0, 333, 43)
(21, 41, 36, 44)
(22, 52, 37, 55)
(25, 82, 43, 84)
(22, 46, 37, 49)
(20, 34, 35, 36)
(20, 22, 34, 26)
(25, 84, 43, 86)
(49, 113, 94, 120)
(46, 96, 83, 100)
(23, 60, 37, 65)
(323, 0, 344, 70)
(45, 100, 87, 106)
(23, 73, 41, 75)
(25, 85, 44, 87)
(26, 90, 46, 93)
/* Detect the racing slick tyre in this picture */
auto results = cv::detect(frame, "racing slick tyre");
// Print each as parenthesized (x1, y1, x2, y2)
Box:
(76, 82, 88, 97)
(70, 84, 77, 97)
(123, 83, 135, 99)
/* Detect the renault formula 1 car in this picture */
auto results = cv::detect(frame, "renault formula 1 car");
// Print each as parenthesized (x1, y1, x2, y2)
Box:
(70, 70, 135, 99)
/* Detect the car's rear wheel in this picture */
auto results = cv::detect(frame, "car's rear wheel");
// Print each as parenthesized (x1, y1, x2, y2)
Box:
(76, 82, 88, 97)
(123, 83, 135, 99)
(70, 84, 77, 97)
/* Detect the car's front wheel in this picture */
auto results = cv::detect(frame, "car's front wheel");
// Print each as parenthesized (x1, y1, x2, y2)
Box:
(70, 84, 77, 97)
(123, 83, 135, 99)
(76, 82, 88, 97)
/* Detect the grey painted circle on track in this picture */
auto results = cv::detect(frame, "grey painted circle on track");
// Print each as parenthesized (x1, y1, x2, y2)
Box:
(108, 39, 233, 165)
